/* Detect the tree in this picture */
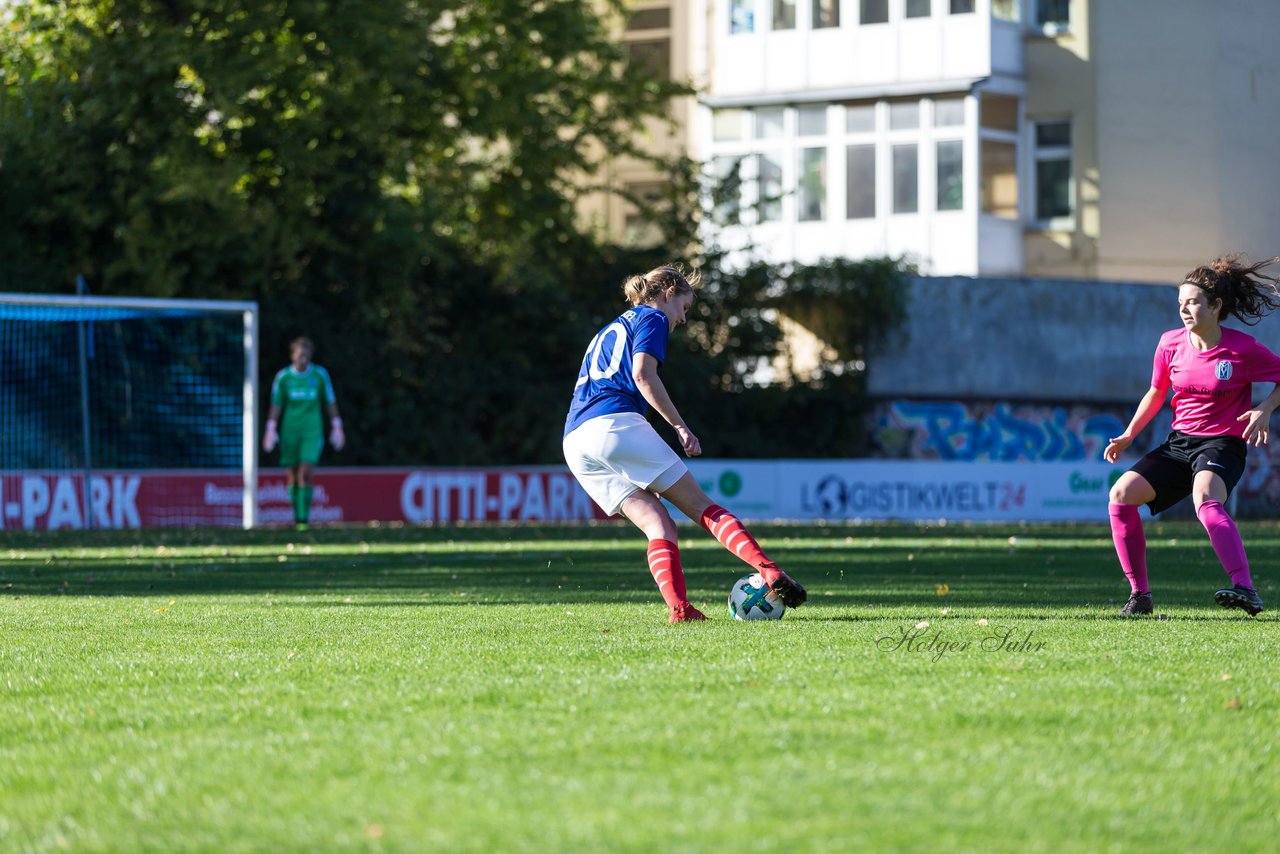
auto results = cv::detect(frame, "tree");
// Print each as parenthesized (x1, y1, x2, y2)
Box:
(1, 0, 694, 463)
(1, 2, 910, 465)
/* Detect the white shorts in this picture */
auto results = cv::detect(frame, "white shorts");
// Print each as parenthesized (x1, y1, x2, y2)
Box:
(562, 412, 688, 516)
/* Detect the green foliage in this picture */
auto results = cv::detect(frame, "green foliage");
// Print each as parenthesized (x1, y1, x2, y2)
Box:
(661, 256, 913, 458)
(1, 1, 909, 464)
(770, 256, 912, 371)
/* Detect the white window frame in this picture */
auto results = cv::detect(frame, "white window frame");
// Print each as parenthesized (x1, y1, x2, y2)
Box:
(859, 0, 891, 27)
(772, 0, 798, 31)
(729, 0, 759, 35)
(810, 0, 841, 29)
(842, 102, 880, 220)
(904, 0, 935, 21)
(1028, 0, 1071, 36)
(750, 108, 790, 224)
(703, 95, 976, 226)
(1030, 118, 1073, 231)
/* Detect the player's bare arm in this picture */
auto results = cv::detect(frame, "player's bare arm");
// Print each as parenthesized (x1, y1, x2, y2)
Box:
(1238, 383, 1280, 446)
(632, 352, 701, 457)
(1105, 382, 1169, 463)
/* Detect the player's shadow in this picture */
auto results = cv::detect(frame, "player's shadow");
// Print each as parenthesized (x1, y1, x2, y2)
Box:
(1, 521, 1273, 616)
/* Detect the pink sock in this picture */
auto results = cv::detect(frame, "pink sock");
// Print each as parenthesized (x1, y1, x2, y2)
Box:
(1108, 503, 1149, 594)
(1196, 500, 1253, 588)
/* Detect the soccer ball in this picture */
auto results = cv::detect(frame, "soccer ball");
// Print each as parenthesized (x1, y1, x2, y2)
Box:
(728, 573, 785, 621)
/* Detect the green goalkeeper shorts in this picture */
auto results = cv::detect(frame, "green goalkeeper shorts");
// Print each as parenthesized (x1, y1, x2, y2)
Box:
(279, 432, 324, 467)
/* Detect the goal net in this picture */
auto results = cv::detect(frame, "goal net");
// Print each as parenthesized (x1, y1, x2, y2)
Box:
(0, 294, 259, 530)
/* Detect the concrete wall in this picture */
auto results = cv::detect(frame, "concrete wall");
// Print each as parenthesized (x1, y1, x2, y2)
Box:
(867, 274, 1280, 402)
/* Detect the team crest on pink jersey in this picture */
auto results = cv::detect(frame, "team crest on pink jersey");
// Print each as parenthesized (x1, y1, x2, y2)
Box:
(1216, 361, 1233, 380)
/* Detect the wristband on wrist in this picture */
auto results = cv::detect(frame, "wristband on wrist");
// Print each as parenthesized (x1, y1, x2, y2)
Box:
(331, 418, 343, 428)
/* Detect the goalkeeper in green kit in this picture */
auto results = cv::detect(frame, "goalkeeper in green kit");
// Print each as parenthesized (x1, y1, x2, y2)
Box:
(263, 337, 344, 529)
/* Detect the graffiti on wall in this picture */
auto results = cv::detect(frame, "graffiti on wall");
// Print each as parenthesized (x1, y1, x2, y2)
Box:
(871, 400, 1169, 463)
(870, 399, 1280, 507)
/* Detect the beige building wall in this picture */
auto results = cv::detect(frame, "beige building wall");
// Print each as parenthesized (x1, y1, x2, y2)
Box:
(1023, 0, 1098, 279)
(1026, 0, 1280, 284)
(587, 1, 1280, 279)
(1090, 0, 1280, 283)
(575, 1, 697, 246)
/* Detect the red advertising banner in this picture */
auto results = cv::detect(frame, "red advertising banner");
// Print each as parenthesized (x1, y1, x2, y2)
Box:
(0, 467, 609, 530)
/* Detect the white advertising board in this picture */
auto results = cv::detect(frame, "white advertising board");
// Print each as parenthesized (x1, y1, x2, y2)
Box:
(682, 460, 1122, 522)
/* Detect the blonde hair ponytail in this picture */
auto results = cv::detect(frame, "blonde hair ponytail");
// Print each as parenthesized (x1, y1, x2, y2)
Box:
(622, 264, 700, 307)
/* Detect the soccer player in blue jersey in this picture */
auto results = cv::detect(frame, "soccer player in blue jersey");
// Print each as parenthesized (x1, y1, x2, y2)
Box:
(263, 337, 345, 529)
(563, 265, 807, 622)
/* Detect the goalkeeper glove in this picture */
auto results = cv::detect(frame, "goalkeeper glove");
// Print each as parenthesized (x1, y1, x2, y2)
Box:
(329, 418, 346, 451)
(263, 419, 279, 452)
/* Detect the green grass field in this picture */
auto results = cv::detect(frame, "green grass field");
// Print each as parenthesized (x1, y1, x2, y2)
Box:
(2, 520, 1278, 852)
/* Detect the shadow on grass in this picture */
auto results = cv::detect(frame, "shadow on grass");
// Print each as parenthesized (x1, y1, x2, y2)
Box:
(1, 522, 1275, 615)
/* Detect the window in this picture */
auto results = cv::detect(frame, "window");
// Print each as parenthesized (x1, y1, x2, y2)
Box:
(731, 0, 756, 33)
(981, 140, 1018, 218)
(813, 0, 840, 28)
(1034, 121, 1072, 222)
(798, 148, 827, 221)
(773, 0, 796, 29)
(755, 107, 786, 139)
(627, 7, 671, 30)
(845, 104, 876, 133)
(860, 0, 888, 25)
(627, 39, 670, 80)
(906, 0, 931, 18)
(936, 140, 964, 211)
(889, 101, 920, 130)
(980, 94, 1019, 132)
(892, 144, 918, 214)
(624, 181, 667, 242)
(1035, 0, 1070, 34)
(757, 154, 783, 222)
(992, 0, 1020, 21)
(934, 97, 965, 127)
(712, 156, 744, 224)
(846, 145, 876, 219)
(950, 0, 975, 13)
(798, 105, 827, 136)
(713, 108, 746, 142)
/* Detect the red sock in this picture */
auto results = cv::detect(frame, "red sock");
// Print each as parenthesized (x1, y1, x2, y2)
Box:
(647, 539, 688, 608)
(699, 504, 778, 583)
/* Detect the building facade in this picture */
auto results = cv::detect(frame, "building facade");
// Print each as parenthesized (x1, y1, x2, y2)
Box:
(594, 0, 1280, 282)
(575, 1, 699, 245)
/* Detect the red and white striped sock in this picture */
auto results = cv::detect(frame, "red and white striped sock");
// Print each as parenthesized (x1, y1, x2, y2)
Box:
(699, 504, 779, 584)
(647, 539, 688, 608)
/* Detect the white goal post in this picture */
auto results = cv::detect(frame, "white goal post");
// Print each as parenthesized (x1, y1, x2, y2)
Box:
(0, 292, 259, 530)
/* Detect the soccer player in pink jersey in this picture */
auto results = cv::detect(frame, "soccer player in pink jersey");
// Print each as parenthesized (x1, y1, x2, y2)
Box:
(1105, 255, 1280, 617)
(562, 265, 807, 623)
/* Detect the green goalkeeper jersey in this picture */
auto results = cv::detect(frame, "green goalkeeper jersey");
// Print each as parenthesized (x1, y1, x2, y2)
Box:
(270, 364, 337, 437)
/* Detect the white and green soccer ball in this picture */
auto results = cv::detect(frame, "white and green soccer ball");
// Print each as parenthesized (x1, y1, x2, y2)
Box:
(728, 573, 785, 621)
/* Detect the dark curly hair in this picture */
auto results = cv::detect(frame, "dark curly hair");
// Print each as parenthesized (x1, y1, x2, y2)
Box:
(1183, 255, 1280, 325)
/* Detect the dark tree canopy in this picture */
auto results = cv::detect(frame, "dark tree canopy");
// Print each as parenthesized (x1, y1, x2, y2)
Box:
(1, 1, 908, 464)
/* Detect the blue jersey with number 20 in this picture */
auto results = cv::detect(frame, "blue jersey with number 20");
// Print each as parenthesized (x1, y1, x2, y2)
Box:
(564, 304, 669, 437)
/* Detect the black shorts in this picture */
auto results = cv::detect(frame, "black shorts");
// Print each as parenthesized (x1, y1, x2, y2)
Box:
(1129, 431, 1248, 515)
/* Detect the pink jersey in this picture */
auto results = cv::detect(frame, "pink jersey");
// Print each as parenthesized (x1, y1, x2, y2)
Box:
(1153, 327, 1280, 436)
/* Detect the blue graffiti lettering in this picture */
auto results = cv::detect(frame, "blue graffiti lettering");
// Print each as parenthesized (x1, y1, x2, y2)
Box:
(888, 402, 1130, 462)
